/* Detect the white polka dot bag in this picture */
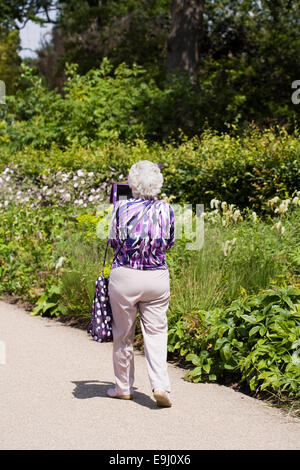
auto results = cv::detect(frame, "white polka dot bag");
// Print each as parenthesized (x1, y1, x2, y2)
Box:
(87, 266, 113, 343)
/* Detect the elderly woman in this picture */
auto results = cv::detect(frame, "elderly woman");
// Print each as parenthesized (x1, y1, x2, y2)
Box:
(106, 160, 175, 407)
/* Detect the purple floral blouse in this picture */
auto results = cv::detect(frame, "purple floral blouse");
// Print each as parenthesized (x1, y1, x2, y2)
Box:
(108, 198, 175, 270)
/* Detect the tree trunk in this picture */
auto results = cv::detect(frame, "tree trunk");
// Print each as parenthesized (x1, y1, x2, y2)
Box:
(166, 0, 205, 83)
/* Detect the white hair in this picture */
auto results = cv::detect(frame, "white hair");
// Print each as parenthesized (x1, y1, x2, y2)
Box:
(128, 160, 163, 199)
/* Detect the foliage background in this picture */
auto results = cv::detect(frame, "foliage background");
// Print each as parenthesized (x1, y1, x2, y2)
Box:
(0, 0, 300, 407)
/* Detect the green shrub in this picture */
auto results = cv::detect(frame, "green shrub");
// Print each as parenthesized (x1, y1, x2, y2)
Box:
(1, 60, 169, 150)
(160, 127, 300, 212)
(168, 285, 300, 398)
(1, 127, 299, 213)
(0, 202, 86, 302)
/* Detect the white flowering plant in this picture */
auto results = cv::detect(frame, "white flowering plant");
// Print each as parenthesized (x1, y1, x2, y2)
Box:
(0, 164, 109, 211)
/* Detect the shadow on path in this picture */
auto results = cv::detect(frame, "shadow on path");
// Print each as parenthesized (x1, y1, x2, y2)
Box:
(71, 380, 159, 410)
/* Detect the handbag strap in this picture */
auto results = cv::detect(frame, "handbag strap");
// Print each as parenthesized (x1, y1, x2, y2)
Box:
(101, 199, 154, 275)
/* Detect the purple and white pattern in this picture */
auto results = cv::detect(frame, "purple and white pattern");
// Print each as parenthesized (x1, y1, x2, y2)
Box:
(108, 198, 175, 270)
(87, 275, 113, 342)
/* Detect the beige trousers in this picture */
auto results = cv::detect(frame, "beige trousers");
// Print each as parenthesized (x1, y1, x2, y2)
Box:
(108, 266, 171, 395)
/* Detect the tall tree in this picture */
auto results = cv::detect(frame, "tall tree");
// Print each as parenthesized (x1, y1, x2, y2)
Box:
(32, 0, 172, 88)
(166, 0, 205, 83)
(0, 27, 21, 93)
(0, 1, 57, 29)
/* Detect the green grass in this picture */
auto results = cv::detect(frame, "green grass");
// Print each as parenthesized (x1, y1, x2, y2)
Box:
(167, 209, 300, 323)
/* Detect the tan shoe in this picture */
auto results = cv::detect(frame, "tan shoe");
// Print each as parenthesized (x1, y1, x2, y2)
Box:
(107, 387, 133, 400)
(153, 389, 172, 407)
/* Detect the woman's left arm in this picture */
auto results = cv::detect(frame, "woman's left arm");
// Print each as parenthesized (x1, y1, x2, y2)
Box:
(108, 201, 121, 249)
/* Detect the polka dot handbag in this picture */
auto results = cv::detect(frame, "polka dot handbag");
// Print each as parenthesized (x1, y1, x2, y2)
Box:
(87, 270, 113, 342)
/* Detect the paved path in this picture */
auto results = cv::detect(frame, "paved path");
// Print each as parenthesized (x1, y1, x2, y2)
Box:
(1, 300, 300, 450)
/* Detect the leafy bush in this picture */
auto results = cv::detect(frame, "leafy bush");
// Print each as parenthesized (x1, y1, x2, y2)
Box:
(0, 60, 170, 150)
(160, 128, 300, 212)
(1, 57, 300, 156)
(170, 286, 300, 398)
(1, 127, 299, 214)
(0, 202, 86, 302)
